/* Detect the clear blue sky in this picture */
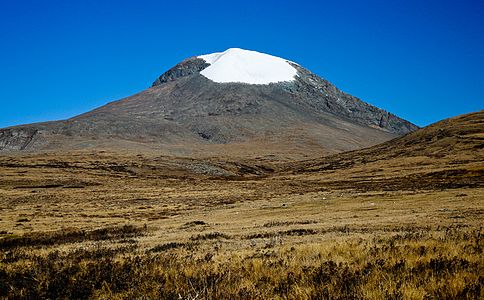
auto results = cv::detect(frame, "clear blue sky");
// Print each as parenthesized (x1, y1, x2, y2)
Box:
(0, 0, 482, 128)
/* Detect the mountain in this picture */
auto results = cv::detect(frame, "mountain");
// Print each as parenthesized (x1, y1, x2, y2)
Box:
(0, 48, 418, 159)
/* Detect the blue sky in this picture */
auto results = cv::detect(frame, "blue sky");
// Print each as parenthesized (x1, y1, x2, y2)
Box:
(0, 0, 482, 128)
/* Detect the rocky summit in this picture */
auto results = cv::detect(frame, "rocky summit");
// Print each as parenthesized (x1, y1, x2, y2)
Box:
(0, 48, 417, 158)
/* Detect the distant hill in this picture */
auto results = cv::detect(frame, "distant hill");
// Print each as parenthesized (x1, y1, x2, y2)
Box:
(289, 111, 484, 191)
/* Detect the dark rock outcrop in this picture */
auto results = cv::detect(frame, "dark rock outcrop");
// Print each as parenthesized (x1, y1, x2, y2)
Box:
(288, 64, 417, 135)
(152, 58, 209, 86)
(0, 127, 38, 151)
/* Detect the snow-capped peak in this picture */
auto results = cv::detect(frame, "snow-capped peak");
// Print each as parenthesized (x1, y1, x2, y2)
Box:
(198, 48, 297, 85)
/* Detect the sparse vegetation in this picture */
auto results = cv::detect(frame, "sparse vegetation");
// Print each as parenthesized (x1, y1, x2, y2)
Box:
(190, 232, 232, 241)
(0, 225, 144, 250)
(263, 220, 317, 227)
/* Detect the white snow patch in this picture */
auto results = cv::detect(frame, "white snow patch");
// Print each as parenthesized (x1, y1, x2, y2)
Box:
(198, 48, 298, 85)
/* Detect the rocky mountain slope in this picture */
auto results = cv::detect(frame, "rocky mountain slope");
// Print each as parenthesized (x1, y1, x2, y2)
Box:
(0, 48, 418, 158)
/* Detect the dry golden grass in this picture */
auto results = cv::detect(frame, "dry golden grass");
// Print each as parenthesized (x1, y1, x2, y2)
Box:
(0, 114, 482, 300)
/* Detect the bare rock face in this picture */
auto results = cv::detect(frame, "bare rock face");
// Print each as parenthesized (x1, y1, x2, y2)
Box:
(0, 49, 418, 158)
(287, 64, 417, 135)
(152, 58, 209, 86)
(0, 128, 38, 151)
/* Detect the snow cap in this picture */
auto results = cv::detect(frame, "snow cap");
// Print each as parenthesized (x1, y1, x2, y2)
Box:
(198, 48, 297, 84)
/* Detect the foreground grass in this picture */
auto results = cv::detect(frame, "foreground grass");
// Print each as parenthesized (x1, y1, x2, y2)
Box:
(1, 225, 482, 299)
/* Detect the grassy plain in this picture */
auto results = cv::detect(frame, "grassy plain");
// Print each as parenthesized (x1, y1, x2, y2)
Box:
(0, 110, 483, 299)
(0, 144, 482, 299)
